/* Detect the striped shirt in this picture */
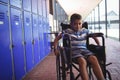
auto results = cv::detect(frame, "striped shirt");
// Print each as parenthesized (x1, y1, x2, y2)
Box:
(64, 28, 90, 49)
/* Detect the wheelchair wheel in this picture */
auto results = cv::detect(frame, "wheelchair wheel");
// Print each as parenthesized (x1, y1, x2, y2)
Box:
(56, 49, 66, 80)
(56, 55, 61, 80)
(88, 66, 95, 80)
(105, 70, 112, 80)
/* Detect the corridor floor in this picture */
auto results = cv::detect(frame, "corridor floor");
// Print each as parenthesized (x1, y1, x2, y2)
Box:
(23, 38, 120, 80)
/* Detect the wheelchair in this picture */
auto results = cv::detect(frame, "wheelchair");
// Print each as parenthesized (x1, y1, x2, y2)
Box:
(56, 23, 112, 80)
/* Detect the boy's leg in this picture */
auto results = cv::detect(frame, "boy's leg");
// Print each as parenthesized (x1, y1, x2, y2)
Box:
(77, 57, 89, 80)
(88, 55, 104, 80)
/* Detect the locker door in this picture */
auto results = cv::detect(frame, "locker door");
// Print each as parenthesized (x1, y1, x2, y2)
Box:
(46, 22, 51, 54)
(0, 4, 13, 80)
(38, 16, 44, 60)
(43, 18, 48, 56)
(24, 11, 33, 72)
(32, 14, 40, 65)
(10, 0, 21, 8)
(42, 18, 46, 57)
(42, 0, 47, 17)
(38, 0, 42, 15)
(32, 0, 37, 13)
(0, 0, 8, 3)
(44, 23, 47, 55)
(23, 0, 31, 11)
(10, 8, 25, 80)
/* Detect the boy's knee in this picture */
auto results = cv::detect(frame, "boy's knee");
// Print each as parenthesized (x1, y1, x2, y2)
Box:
(88, 55, 98, 64)
(77, 57, 87, 66)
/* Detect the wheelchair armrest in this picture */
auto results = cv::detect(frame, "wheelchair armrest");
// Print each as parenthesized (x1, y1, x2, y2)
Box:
(87, 32, 103, 37)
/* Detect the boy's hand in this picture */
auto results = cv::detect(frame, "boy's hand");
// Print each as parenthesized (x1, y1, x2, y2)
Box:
(54, 48, 59, 56)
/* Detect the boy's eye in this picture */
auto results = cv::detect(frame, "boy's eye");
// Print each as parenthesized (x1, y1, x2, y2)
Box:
(74, 23, 81, 25)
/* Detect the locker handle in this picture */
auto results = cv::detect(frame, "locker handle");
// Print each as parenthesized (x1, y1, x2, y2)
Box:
(11, 44, 15, 48)
(32, 40, 34, 45)
(24, 41, 26, 45)
(7, 11, 9, 17)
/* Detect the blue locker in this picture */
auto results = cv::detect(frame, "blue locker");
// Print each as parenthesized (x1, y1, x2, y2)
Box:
(23, 11, 33, 72)
(10, 0, 21, 8)
(32, 0, 37, 13)
(32, 14, 40, 65)
(42, 18, 47, 56)
(10, 8, 25, 80)
(0, 4, 13, 80)
(38, 16, 44, 60)
(0, 0, 8, 3)
(41, 17, 45, 59)
(46, 22, 51, 54)
(44, 23, 48, 55)
(42, 0, 47, 17)
(23, 0, 31, 11)
(38, 0, 42, 15)
(46, 23, 50, 55)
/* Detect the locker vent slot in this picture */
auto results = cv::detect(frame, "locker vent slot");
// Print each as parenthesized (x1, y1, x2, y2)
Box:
(0, 12, 5, 19)
(13, 15, 19, 25)
(26, 17, 30, 23)
(26, 17, 30, 26)
(14, 15, 19, 21)
(0, 12, 4, 25)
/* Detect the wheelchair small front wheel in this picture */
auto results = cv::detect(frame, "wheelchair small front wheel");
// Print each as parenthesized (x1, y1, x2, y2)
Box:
(56, 51, 66, 80)
(56, 55, 61, 80)
(105, 70, 112, 80)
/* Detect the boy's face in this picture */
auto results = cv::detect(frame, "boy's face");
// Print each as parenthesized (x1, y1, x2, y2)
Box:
(71, 19, 82, 31)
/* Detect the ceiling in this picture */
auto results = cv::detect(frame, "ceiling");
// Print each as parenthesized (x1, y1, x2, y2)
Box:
(57, 0, 102, 19)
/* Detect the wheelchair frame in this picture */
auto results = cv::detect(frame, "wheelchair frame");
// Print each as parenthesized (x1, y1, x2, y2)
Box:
(56, 23, 112, 80)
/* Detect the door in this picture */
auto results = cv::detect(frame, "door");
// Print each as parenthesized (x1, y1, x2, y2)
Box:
(0, 4, 13, 80)
(10, 8, 25, 80)
(24, 11, 33, 72)
(32, 14, 40, 65)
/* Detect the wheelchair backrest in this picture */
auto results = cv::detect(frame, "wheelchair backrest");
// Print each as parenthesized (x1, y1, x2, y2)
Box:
(60, 23, 71, 48)
(60, 23, 71, 30)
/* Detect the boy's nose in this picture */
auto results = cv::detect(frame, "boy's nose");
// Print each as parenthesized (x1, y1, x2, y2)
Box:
(77, 24, 80, 27)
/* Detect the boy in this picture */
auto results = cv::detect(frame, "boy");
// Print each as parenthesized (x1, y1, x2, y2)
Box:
(54, 13, 104, 80)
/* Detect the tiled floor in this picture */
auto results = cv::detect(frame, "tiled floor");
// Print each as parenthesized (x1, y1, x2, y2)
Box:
(105, 38, 120, 80)
(23, 38, 120, 80)
(22, 53, 57, 80)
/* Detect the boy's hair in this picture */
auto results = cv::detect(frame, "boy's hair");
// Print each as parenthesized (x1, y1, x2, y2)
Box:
(70, 13, 82, 24)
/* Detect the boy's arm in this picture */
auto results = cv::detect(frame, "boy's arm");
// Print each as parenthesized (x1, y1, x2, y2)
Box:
(53, 33, 62, 55)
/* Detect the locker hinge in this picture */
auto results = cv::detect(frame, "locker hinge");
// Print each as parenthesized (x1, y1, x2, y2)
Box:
(24, 41, 26, 45)
(7, 11, 9, 17)
(9, 44, 15, 49)
(22, 41, 25, 45)
(32, 39, 34, 44)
